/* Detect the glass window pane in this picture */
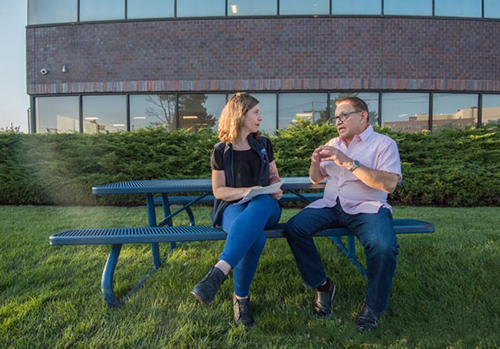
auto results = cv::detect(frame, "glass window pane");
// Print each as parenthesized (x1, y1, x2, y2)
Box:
(330, 92, 379, 127)
(128, 0, 174, 19)
(178, 94, 226, 131)
(382, 93, 429, 133)
(228, 0, 277, 16)
(28, 0, 77, 25)
(332, 0, 381, 15)
(36, 96, 80, 133)
(481, 95, 500, 126)
(177, 0, 225, 17)
(280, 0, 329, 15)
(80, 0, 125, 21)
(251, 94, 277, 135)
(384, 0, 432, 16)
(485, 0, 500, 18)
(435, 0, 482, 17)
(82, 96, 127, 133)
(433, 93, 478, 131)
(278, 93, 328, 129)
(130, 94, 176, 131)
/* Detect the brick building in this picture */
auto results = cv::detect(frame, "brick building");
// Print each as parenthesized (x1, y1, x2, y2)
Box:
(27, 0, 500, 134)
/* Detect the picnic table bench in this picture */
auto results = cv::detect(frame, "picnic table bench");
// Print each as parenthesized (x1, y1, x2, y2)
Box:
(49, 178, 435, 307)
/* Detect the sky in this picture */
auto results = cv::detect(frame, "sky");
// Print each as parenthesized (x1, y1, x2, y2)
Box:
(0, 0, 29, 132)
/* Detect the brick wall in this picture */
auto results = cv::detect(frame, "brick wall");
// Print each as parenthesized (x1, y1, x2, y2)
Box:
(26, 17, 500, 95)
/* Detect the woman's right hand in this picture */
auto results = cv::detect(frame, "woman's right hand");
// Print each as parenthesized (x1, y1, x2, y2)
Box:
(245, 186, 261, 197)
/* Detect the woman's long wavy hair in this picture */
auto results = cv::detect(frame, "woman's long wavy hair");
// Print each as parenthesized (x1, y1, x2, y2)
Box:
(218, 92, 260, 144)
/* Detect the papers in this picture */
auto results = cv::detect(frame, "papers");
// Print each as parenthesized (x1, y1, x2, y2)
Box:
(236, 181, 284, 205)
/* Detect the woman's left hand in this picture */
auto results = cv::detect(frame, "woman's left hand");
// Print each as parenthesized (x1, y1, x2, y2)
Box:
(271, 188, 283, 201)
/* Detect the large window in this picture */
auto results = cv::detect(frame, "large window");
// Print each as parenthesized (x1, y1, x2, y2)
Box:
(481, 95, 500, 125)
(384, 0, 432, 16)
(279, 93, 328, 129)
(130, 94, 176, 131)
(80, 0, 125, 21)
(280, 0, 330, 15)
(433, 93, 478, 130)
(127, 0, 174, 19)
(177, 0, 225, 17)
(36, 96, 80, 133)
(178, 94, 226, 131)
(332, 0, 381, 15)
(228, 0, 277, 16)
(382, 93, 429, 133)
(251, 94, 277, 135)
(28, 0, 77, 25)
(435, 0, 482, 17)
(485, 0, 500, 18)
(330, 92, 379, 127)
(82, 96, 127, 133)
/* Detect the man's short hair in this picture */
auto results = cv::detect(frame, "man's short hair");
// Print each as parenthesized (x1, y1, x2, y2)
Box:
(335, 96, 369, 113)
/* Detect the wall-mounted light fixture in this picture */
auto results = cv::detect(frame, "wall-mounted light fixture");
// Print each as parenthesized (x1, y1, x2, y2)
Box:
(40, 68, 48, 75)
(62, 65, 67, 73)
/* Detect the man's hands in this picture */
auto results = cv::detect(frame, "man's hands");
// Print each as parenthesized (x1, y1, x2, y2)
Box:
(313, 145, 353, 169)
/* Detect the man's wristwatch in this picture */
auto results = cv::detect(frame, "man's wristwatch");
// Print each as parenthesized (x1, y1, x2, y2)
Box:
(349, 160, 360, 172)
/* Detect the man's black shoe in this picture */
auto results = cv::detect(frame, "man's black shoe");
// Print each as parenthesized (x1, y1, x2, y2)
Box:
(191, 266, 227, 306)
(313, 278, 336, 318)
(233, 295, 255, 329)
(355, 303, 379, 333)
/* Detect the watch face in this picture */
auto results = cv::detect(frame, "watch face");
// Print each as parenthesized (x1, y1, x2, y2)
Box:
(350, 160, 359, 172)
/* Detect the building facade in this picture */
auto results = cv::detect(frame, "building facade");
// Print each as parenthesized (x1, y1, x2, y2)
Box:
(27, 0, 500, 134)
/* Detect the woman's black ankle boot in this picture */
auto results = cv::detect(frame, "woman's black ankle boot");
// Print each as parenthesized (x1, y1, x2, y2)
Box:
(191, 266, 227, 305)
(233, 295, 255, 329)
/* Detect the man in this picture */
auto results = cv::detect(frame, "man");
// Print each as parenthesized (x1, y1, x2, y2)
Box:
(283, 96, 402, 333)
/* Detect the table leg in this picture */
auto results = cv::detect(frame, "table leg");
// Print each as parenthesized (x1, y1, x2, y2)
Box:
(147, 193, 162, 269)
(101, 244, 123, 307)
(329, 236, 367, 277)
(160, 193, 177, 251)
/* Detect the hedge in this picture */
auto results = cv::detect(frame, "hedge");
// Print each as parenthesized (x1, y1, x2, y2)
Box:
(1, 121, 499, 206)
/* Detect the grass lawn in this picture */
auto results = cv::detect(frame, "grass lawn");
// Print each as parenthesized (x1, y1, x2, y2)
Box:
(1, 205, 499, 348)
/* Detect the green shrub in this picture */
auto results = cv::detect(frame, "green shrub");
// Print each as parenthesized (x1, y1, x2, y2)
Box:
(1, 123, 499, 206)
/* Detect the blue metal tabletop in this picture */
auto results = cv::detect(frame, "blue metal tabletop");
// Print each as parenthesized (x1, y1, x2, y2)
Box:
(92, 177, 324, 195)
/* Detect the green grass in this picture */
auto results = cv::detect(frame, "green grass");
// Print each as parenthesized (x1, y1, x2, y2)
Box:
(1, 205, 499, 349)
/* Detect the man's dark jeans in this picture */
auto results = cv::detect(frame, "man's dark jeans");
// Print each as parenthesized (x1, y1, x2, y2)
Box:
(283, 201, 399, 314)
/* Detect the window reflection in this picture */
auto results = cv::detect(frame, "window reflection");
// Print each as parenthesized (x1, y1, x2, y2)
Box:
(481, 95, 500, 126)
(178, 94, 226, 131)
(485, 0, 500, 18)
(279, 93, 328, 129)
(128, 0, 174, 19)
(330, 92, 379, 127)
(280, 0, 329, 15)
(384, 0, 432, 16)
(433, 93, 478, 130)
(28, 0, 77, 25)
(382, 93, 429, 133)
(82, 96, 127, 133)
(177, 0, 225, 17)
(228, 0, 277, 16)
(36, 96, 80, 133)
(332, 0, 381, 15)
(435, 0, 482, 17)
(80, 0, 125, 21)
(250, 94, 277, 135)
(130, 94, 176, 131)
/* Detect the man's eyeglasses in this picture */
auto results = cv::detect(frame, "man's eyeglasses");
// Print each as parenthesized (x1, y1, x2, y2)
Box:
(331, 110, 363, 123)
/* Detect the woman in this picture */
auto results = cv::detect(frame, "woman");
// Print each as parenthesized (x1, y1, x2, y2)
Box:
(191, 92, 283, 329)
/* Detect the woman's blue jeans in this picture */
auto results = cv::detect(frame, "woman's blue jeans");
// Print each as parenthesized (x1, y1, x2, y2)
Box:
(283, 200, 399, 314)
(220, 194, 281, 298)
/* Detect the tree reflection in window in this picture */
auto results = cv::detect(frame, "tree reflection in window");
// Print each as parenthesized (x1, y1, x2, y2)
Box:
(178, 94, 225, 131)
